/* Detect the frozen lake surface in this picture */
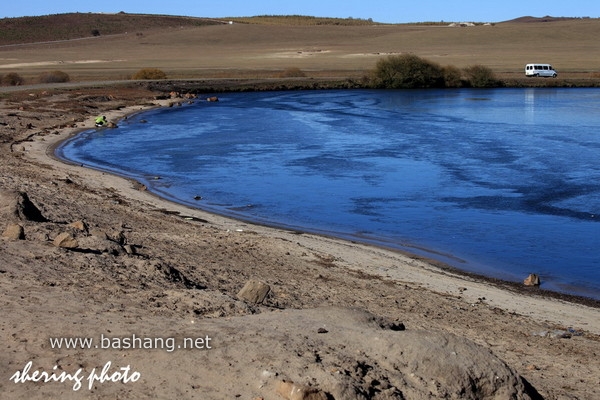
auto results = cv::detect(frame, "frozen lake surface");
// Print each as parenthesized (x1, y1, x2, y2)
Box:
(57, 88, 600, 299)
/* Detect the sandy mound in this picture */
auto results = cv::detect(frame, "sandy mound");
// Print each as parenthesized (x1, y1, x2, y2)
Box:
(2, 307, 541, 399)
(187, 307, 541, 399)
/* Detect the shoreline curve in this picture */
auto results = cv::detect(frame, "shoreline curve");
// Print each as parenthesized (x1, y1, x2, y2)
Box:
(22, 91, 596, 335)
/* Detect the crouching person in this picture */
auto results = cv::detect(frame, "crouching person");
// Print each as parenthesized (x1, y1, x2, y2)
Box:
(95, 115, 107, 127)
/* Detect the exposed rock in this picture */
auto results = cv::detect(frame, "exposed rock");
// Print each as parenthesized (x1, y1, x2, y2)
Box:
(12, 192, 47, 222)
(53, 232, 78, 249)
(68, 220, 88, 232)
(237, 279, 271, 304)
(207, 96, 219, 102)
(276, 380, 328, 400)
(2, 224, 24, 240)
(524, 273, 541, 286)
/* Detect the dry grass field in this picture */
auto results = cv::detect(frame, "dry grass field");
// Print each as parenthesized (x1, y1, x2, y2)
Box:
(1, 14, 599, 84)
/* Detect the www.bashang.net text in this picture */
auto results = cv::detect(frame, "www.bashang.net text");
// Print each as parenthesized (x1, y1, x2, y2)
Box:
(49, 333, 212, 353)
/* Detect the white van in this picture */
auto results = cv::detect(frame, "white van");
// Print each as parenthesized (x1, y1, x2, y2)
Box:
(525, 64, 558, 77)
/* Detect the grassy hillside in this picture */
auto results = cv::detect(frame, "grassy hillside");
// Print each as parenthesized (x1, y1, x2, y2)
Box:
(1, 13, 599, 85)
(0, 13, 392, 45)
(0, 13, 224, 45)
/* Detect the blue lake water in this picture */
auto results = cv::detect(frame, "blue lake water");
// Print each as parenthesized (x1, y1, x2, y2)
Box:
(57, 88, 600, 300)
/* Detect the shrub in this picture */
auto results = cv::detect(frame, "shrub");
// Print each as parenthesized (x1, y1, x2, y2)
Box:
(1, 72, 25, 86)
(278, 67, 306, 78)
(131, 68, 167, 80)
(371, 54, 445, 89)
(463, 65, 499, 88)
(442, 65, 463, 88)
(38, 70, 70, 83)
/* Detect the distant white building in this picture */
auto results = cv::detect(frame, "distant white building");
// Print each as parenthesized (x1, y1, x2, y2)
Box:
(448, 22, 476, 27)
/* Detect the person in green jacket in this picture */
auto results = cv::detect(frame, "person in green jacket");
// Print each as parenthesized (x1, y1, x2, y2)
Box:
(95, 115, 107, 127)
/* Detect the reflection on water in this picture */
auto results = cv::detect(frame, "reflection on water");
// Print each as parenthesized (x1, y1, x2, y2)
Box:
(57, 88, 600, 299)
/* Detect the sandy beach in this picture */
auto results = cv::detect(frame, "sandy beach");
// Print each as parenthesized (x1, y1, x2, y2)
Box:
(1, 83, 599, 399)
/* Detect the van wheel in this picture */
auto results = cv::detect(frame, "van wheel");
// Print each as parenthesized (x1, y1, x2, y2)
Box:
(534, 73, 539, 77)
(552, 73, 557, 78)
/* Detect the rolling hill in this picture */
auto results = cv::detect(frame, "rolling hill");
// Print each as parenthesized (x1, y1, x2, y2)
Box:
(1, 13, 599, 84)
(0, 12, 225, 45)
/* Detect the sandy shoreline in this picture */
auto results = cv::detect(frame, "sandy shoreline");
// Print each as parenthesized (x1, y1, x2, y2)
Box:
(1, 85, 600, 399)
(44, 100, 600, 328)
(58, 96, 600, 302)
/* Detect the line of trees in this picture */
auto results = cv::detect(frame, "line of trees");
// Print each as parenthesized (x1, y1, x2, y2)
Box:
(370, 54, 500, 88)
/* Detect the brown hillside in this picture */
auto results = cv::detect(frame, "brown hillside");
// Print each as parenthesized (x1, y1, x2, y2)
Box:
(0, 13, 383, 46)
(505, 15, 590, 23)
(1, 13, 600, 83)
(0, 12, 224, 45)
